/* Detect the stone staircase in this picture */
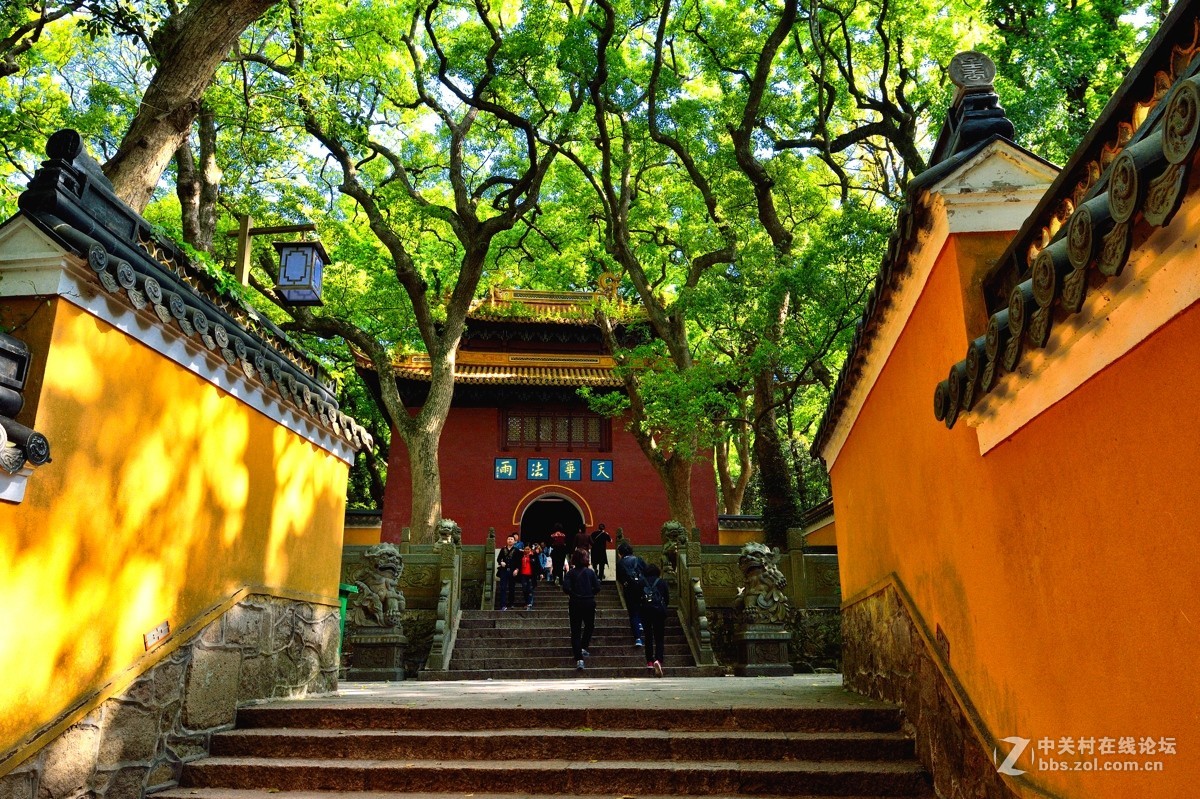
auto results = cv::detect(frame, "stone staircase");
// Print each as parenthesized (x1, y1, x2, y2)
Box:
(163, 694, 934, 798)
(427, 577, 723, 679)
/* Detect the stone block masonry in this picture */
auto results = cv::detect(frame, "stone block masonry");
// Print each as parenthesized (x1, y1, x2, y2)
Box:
(843, 583, 1017, 799)
(0, 595, 338, 799)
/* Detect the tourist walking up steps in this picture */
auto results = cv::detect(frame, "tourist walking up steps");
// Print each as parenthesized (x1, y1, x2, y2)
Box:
(563, 550, 600, 669)
(590, 523, 612, 580)
(572, 525, 591, 564)
(641, 563, 669, 677)
(616, 542, 647, 648)
(549, 527, 567, 584)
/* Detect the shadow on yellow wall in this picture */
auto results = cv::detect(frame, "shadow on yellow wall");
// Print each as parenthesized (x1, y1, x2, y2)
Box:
(0, 301, 348, 762)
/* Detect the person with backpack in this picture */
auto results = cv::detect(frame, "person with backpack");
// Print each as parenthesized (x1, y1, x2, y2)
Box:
(615, 541, 647, 648)
(640, 562, 669, 677)
(563, 549, 601, 669)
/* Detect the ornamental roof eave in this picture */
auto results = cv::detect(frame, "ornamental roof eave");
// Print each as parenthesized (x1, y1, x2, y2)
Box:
(810, 133, 1054, 461)
(933, 4, 1200, 430)
(388, 351, 624, 388)
(8, 130, 373, 454)
(466, 285, 644, 327)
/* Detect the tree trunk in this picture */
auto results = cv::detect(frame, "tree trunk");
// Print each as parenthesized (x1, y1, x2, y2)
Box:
(753, 371, 799, 549)
(401, 323, 461, 543)
(715, 417, 753, 515)
(104, 0, 276, 211)
(404, 424, 443, 545)
(658, 453, 697, 533)
(195, 103, 221, 250)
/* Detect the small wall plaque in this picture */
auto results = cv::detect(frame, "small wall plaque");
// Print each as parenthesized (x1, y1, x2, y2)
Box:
(144, 620, 170, 650)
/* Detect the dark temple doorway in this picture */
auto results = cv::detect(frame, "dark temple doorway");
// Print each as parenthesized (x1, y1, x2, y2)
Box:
(520, 496, 584, 547)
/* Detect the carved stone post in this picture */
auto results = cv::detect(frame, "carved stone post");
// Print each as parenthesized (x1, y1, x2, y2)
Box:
(427, 519, 463, 672)
(733, 542, 794, 677)
(482, 527, 496, 610)
(345, 543, 408, 681)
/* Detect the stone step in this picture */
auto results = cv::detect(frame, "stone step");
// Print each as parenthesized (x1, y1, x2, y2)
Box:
(456, 609, 633, 623)
(210, 728, 916, 763)
(451, 633, 696, 652)
(459, 617, 646, 631)
(181, 757, 931, 796)
(452, 630, 686, 645)
(234, 706, 903, 734)
(448, 652, 691, 667)
(161, 789, 929, 799)
(422, 665, 726, 680)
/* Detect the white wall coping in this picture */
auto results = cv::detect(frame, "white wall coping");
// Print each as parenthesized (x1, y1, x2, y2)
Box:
(0, 217, 356, 465)
(819, 141, 1058, 469)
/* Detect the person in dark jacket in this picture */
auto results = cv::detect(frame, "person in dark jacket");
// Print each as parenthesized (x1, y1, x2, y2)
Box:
(572, 525, 591, 562)
(641, 562, 669, 677)
(549, 527, 568, 584)
(496, 535, 518, 610)
(590, 523, 612, 580)
(563, 550, 601, 669)
(615, 542, 647, 647)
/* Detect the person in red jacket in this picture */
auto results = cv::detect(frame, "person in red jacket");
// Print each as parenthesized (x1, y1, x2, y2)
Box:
(518, 545, 537, 609)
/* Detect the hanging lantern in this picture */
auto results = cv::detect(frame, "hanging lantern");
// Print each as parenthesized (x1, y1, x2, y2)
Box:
(273, 240, 329, 306)
(0, 332, 30, 395)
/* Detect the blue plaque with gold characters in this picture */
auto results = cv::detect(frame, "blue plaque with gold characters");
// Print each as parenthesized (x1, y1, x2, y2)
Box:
(494, 458, 517, 480)
(527, 458, 550, 481)
(559, 459, 582, 481)
(590, 459, 613, 481)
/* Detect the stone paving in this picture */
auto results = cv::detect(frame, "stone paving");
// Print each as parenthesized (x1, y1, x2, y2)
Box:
(248, 674, 876, 711)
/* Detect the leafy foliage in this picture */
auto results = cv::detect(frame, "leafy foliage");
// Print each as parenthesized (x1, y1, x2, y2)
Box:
(0, 0, 1162, 520)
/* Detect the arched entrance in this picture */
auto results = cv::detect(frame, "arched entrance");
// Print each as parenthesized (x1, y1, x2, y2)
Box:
(520, 495, 584, 547)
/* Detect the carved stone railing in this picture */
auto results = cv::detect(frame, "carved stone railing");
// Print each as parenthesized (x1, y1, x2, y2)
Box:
(663, 523, 716, 666)
(481, 527, 496, 610)
(424, 537, 462, 673)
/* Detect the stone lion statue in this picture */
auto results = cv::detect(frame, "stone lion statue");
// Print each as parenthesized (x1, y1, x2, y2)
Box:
(348, 543, 406, 630)
(733, 541, 791, 625)
(433, 518, 463, 550)
(660, 520, 689, 573)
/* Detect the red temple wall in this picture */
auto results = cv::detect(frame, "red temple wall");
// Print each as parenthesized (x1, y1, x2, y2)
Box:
(381, 408, 718, 547)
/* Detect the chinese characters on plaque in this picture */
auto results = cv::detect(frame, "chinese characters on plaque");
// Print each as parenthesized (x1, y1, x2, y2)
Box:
(493, 457, 613, 481)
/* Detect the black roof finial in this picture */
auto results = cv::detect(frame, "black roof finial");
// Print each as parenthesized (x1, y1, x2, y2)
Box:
(929, 52, 1015, 166)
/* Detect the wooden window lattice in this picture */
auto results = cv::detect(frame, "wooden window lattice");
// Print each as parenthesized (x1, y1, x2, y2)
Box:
(501, 410, 609, 451)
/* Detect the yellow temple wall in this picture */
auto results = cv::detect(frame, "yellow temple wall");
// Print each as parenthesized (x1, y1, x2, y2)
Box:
(831, 227, 1200, 798)
(0, 298, 349, 771)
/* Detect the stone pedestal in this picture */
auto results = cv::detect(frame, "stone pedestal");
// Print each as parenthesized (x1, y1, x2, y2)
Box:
(734, 623, 793, 677)
(345, 631, 407, 681)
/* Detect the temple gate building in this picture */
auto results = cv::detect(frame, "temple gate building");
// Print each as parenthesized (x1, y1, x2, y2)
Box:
(376, 287, 719, 548)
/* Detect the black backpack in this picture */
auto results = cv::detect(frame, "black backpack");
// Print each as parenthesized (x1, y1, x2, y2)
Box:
(641, 577, 667, 614)
(621, 555, 645, 589)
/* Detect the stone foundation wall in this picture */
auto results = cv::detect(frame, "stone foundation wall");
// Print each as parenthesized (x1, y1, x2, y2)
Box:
(843, 584, 1017, 799)
(0, 594, 338, 799)
(705, 606, 841, 674)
